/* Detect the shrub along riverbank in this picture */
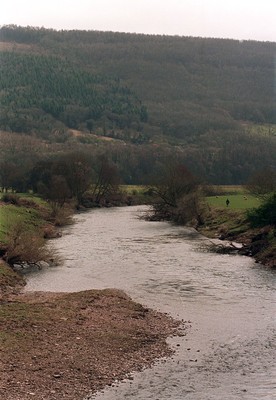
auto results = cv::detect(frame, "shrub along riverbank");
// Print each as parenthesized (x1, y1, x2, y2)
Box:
(0, 192, 70, 269)
(198, 206, 276, 267)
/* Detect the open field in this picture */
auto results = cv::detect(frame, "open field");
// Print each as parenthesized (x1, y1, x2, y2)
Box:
(206, 194, 260, 210)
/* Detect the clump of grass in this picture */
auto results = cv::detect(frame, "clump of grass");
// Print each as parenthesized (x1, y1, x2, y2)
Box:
(2, 193, 20, 205)
(199, 207, 250, 238)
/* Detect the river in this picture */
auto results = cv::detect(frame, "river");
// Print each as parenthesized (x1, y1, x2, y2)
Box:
(25, 206, 276, 400)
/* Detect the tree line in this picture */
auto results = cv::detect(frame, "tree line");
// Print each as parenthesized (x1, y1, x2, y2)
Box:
(0, 25, 275, 185)
(0, 129, 275, 188)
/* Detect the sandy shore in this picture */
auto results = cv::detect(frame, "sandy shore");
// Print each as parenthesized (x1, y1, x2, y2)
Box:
(0, 288, 184, 400)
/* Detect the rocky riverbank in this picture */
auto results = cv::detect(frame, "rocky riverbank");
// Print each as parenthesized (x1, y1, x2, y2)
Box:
(0, 263, 183, 400)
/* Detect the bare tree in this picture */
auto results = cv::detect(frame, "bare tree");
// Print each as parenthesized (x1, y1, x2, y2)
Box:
(150, 162, 204, 224)
(91, 155, 121, 204)
(56, 152, 93, 207)
(245, 168, 276, 198)
(3, 221, 54, 268)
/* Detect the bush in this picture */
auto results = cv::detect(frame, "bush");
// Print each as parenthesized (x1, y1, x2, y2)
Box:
(247, 193, 276, 227)
(2, 193, 20, 205)
(3, 221, 55, 268)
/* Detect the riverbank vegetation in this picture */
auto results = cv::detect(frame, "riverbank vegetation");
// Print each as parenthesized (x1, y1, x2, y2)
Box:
(0, 192, 69, 270)
(147, 167, 275, 267)
(200, 190, 276, 267)
(199, 205, 276, 267)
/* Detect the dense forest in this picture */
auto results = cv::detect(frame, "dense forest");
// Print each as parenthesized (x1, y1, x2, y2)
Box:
(0, 25, 275, 184)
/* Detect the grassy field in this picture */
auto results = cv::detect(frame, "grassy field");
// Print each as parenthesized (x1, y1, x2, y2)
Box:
(206, 194, 260, 210)
(120, 185, 147, 194)
(120, 185, 260, 210)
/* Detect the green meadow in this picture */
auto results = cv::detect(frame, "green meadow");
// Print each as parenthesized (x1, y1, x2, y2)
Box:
(206, 194, 260, 210)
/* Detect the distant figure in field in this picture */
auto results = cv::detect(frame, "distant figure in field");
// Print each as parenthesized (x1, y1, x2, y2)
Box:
(226, 198, 230, 207)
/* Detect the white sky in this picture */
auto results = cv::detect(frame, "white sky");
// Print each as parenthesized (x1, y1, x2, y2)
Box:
(1, 0, 276, 42)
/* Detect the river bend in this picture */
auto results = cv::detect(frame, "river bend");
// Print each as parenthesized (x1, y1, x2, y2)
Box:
(26, 206, 276, 400)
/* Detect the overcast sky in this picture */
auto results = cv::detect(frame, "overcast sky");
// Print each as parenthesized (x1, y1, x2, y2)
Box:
(1, 0, 275, 42)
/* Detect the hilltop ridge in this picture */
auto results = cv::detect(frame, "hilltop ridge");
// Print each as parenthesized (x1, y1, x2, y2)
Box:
(0, 25, 275, 184)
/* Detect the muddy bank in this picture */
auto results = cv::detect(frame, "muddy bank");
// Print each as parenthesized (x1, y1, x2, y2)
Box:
(0, 260, 25, 300)
(0, 286, 183, 400)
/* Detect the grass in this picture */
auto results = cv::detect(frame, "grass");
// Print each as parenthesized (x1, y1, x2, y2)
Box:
(16, 192, 49, 207)
(120, 185, 147, 195)
(0, 193, 48, 243)
(200, 206, 250, 237)
(0, 203, 45, 243)
(206, 194, 260, 210)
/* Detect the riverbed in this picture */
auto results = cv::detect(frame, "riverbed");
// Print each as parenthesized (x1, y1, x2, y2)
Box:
(26, 206, 276, 399)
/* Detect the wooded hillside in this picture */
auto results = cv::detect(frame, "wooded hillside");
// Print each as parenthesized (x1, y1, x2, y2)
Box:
(0, 25, 275, 184)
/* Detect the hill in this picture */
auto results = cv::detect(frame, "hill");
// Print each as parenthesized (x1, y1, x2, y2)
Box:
(0, 25, 275, 184)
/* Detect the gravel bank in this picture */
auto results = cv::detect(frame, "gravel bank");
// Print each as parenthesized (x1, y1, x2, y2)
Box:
(0, 288, 183, 400)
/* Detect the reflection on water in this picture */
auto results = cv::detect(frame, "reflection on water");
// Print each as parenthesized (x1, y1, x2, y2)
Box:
(26, 206, 276, 400)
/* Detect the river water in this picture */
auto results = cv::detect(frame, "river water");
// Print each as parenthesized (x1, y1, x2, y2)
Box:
(25, 206, 276, 400)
